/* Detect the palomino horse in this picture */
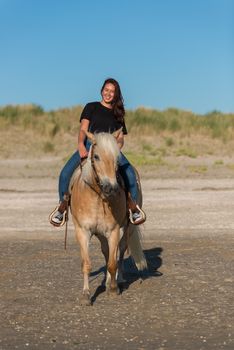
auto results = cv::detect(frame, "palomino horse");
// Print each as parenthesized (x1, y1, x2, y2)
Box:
(70, 129, 147, 305)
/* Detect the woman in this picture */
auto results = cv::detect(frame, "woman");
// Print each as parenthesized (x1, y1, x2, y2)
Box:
(50, 78, 146, 226)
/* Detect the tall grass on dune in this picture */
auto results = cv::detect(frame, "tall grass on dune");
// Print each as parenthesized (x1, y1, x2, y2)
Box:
(0, 104, 83, 137)
(0, 104, 234, 161)
(1, 104, 234, 140)
(126, 107, 234, 141)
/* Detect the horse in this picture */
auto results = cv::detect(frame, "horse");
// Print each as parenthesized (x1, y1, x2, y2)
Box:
(70, 128, 147, 305)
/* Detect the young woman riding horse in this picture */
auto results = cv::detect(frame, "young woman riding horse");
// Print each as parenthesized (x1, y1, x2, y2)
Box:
(50, 78, 146, 226)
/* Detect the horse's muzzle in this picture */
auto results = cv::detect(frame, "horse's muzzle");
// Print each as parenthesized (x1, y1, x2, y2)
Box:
(101, 181, 119, 197)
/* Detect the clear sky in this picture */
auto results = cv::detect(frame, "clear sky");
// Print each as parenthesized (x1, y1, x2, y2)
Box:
(0, 0, 233, 114)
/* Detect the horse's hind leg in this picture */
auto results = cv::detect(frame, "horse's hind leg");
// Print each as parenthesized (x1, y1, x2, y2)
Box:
(96, 234, 109, 287)
(96, 234, 109, 265)
(75, 225, 92, 305)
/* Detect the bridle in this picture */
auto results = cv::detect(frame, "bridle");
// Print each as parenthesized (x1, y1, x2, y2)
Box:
(90, 144, 102, 188)
(81, 144, 106, 199)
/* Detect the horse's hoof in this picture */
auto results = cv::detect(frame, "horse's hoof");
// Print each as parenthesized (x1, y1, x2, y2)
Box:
(80, 293, 91, 306)
(107, 286, 120, 296)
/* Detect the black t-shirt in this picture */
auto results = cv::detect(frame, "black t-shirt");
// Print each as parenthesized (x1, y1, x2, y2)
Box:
(80, 102, 128, 135)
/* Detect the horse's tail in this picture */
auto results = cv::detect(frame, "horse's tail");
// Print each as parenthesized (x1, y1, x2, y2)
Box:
(128, 225, 147, 271)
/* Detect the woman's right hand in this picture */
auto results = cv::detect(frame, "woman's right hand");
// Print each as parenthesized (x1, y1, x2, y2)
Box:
(78, 143, 88, 159)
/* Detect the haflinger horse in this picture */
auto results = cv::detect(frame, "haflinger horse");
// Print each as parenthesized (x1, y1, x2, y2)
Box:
(70, 128, 147, 305)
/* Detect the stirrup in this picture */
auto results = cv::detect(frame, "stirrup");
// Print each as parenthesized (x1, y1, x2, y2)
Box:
(49, 206, 67, 227)
(129, 204, 146, 225)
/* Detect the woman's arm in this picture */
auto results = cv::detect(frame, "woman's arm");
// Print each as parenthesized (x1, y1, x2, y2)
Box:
(116, 130, 124, 150)
(78, 118, 90, 158)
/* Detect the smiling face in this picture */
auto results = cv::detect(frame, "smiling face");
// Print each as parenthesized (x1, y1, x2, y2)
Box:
(101, 83, 116, 105)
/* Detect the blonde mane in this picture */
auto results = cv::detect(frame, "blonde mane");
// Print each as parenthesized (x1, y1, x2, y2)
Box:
(69, 132, 120, 191)
(94, 132, 120, 159)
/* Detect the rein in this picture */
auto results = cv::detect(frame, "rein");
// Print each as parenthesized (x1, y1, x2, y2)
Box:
(63, 193, 70, 250)
(64, 208, 69, 250)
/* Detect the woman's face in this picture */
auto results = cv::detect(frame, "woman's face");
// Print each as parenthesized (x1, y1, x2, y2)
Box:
(101, 83, 115, 104)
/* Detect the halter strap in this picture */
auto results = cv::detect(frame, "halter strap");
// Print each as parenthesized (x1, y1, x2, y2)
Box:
(81, 144, 106, 201)
(90, 144, 102, 187)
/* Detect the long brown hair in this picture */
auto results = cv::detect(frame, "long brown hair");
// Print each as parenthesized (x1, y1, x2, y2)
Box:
(101, 78, 125, 122)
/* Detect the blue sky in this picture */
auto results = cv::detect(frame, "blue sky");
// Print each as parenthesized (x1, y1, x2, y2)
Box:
(0, 0, 233, 114)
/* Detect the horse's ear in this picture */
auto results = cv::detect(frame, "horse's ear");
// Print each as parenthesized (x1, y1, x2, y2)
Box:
(112, 127, 123, 139)
(85, 130, 96, 144)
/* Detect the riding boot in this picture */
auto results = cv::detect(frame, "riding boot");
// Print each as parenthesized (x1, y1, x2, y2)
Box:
(49, 193, 70, 227)
(127, 193, 146, 225)
(58, 193, 70, 214)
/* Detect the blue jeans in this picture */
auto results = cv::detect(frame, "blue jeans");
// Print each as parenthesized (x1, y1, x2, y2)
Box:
(58, 144, 138, 203)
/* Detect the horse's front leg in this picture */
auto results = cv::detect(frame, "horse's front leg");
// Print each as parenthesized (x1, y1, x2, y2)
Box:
(117, 226, 129, 284)
(75, 225, 92, 305)
(106, 227, 120, 295)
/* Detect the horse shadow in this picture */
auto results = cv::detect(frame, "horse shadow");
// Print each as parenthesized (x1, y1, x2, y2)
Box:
(90, 247, 163, 304)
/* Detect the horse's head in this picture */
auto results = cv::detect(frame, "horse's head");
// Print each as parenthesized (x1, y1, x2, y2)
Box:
(85, 128, 122, 197)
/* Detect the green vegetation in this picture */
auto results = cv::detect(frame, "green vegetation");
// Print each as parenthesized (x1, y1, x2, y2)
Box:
(214, 160, 224, 166)
(188, 165, 208, 174)
(126, 107, 234, 141)
(1, 104, 234, 140)
(0, 104, 234, 166)
(43, 141, 55, 153)
(125, 151, 167, 166)
(164, 137, 174, 147)
(175, 148, 197, 158)
(0, 104, 83, 136)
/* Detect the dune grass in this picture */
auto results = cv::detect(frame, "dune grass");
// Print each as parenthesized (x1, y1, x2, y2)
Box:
(126, 107, 234, 141)
(0, 104, 234, 166)
(1, 104, 234, 140)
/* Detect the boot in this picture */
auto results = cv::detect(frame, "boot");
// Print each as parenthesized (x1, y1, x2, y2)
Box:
(49, 193, 70, 227)
(127, 193, 146, 225)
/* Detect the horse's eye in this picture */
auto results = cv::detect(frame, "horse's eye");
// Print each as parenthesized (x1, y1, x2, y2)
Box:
(94, 154, 100, 161)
